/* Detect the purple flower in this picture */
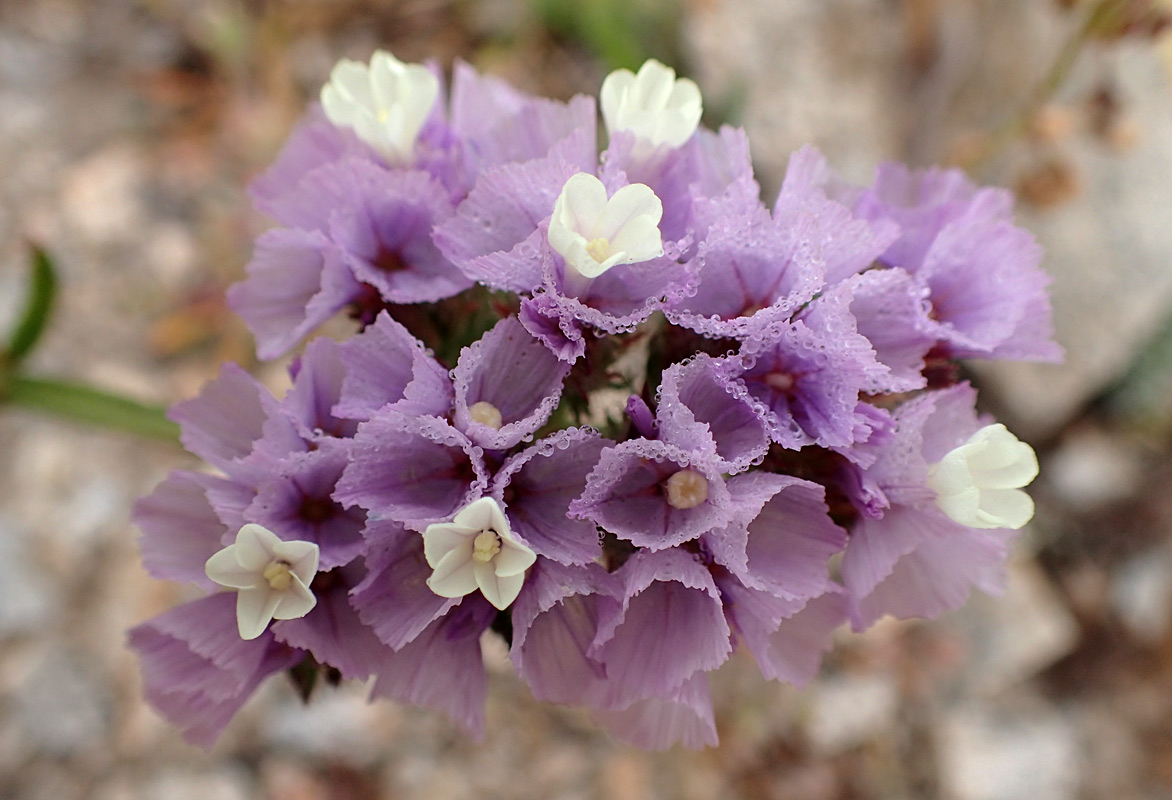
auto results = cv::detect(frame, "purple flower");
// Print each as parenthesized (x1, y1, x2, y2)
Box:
(128, 593, 302, 747)
(451, 316, 570, 450)
(735, 289, 889, 450)
(839, 383, 1023, 630)
(850, 161, 1062, 362)
(589, 548, 731, 709)
(569, 435, 734, 551)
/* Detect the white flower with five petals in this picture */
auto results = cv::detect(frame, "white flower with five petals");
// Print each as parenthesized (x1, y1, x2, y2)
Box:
(926, 423, 1039, 530)
(320, 49, 439, 164)
(547, 173, 664, 280)
(205, 524, 320, 640)
(600, 58, 702, 150)
(423, 497, 536, 610)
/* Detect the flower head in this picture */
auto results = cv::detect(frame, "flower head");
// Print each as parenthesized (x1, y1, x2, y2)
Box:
(548, 173, 664, 279)
(320, 50, 439, 164)
(600, 59, 702, 150)
(422, 497, 537, 610)
(926, 423, 1038, 529)
(204, 524, 320, 640)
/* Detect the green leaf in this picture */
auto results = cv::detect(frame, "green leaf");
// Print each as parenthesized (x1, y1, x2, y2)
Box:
(3, 375, 180, 442)
(5, 245, 59, 365)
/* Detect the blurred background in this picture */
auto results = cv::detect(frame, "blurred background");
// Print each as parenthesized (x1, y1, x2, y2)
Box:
(1, 0, 1171, 797)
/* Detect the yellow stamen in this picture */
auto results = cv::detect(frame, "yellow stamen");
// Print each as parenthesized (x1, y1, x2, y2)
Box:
(472, 529, 502, 563)
(263, 560, 294, 592)
(586, 237, 611, 263)
(469, 401, 504, 430)
(664, 469, 709, 510)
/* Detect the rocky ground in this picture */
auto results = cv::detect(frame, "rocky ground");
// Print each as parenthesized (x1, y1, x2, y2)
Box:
(2, 1, 1172, 798)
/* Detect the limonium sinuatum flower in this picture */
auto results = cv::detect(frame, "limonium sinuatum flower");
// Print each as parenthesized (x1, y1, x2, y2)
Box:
(926, 423, 1038, 529)
(423, 496, 537, 610)
(320, 49, 439, 164)
(548, 173, 664, 279)
(600, 58, 703, 149)
(205, 523, 320, 640)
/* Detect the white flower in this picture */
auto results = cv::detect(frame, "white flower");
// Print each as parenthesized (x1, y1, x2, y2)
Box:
(205, 524, 320, 640)
(926, 423, 1039, 530)
(320, 49, 439, 164)
(600, 58, 702, 150)
(422, 497, 536, 610)
(547, 173, 664, 280)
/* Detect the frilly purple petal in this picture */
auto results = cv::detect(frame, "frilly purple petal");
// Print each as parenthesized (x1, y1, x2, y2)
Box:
(335, 311, 453, 421)
(335, 411, 489, 532)
(492, 427, 610, 565)
(452, 316, 570, 449)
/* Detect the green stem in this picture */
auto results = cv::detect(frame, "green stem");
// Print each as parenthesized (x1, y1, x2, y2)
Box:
(3, 375, 180, 442)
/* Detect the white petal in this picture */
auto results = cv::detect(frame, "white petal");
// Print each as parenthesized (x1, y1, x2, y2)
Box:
(204, 547, 262, 590)
(556, 173, 610, 239)
(477, 561, 526, 611)
(494, 539, 537, 578)
(272, 539, 320, 585)
(234, 524, 280, 570)
(423, 523, 476, 568)
(426, 547, 479, 598)
(236, 587, 283, 640)
(607, 215, 665, 264)
(977, 488, 1035, 530)
(272, 574, 318, 620)
(599, 68, 636, 133)
(593, 182, 663, 241)
(933, 486, 982, 528)
(631, 59, 677, 111)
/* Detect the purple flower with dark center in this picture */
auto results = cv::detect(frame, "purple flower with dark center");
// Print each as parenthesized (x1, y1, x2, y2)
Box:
(735, 289, 888, 450)
(848, 161, 1061, 362)
(231, 158, 469, 358)
(335, 410, 490, 533)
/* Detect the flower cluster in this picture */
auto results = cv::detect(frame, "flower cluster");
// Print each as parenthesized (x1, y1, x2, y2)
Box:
(129, 52, 1059, 749)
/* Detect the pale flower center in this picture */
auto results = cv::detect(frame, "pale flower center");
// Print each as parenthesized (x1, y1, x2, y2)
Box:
(664, 469, 709, 510)
(586, 237, 611, 263)
(765, 372, 795, 392)
(472, 529, 502, 563)
(469, 400, 503, 430)
(262, 559, 294, 592)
